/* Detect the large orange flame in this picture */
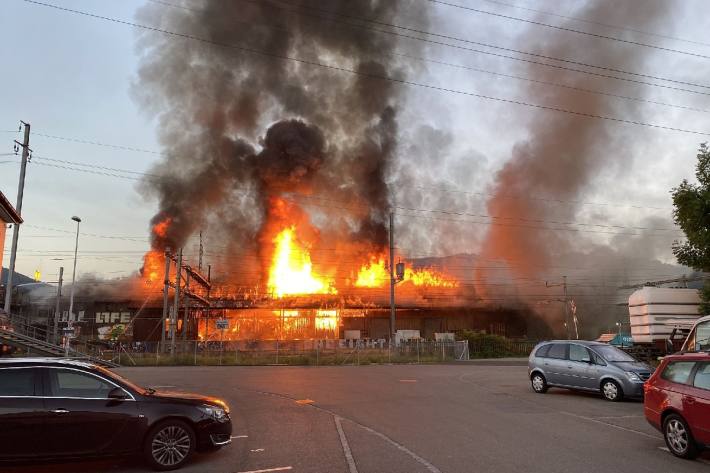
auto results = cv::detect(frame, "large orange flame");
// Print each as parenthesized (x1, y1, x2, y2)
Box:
(267, 226, 336, 297)
(355, 257, 389, 288)
(354, 255, 458, 288)
(404, 267, 458, 288)
(142, 250, 164, 283)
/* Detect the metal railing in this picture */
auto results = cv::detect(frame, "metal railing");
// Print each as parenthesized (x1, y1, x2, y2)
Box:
(3, 312, 50, 342)
(82, 339, 471, 366)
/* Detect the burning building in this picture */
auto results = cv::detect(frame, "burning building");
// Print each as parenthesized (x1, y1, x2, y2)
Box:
(40, 0, 676, 343)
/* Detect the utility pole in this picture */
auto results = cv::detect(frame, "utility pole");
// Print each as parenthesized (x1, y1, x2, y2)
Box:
(389, 212, 396, 342)
(562, 276, 572, 339)
(160, 247, 171, 350)
(3, 121, 31, 315)
(53, 267, 63, 344)
(546, 276, 573, 339)
(170, 248, 183, 354)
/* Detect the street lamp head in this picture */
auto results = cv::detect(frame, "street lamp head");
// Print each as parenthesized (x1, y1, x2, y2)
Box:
(71, 216, 81, 223)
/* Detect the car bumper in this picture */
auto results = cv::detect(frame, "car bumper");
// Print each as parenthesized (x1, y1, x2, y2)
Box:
(196, 418, 233, 450)
(621, 380, 645, 399)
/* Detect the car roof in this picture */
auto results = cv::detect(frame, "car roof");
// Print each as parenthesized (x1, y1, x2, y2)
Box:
(538, 340, 607, 347)
(0, 357, 98, 369)
(663, 352, 710, 362)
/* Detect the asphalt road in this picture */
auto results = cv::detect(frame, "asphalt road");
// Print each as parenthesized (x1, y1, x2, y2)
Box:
(7, 363, 710, 473)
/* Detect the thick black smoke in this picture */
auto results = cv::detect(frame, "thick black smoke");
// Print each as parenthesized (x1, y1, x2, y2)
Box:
(134, 0, 428, 269)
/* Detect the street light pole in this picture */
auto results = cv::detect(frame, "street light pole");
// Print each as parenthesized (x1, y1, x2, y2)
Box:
(67, 216, 81, 325)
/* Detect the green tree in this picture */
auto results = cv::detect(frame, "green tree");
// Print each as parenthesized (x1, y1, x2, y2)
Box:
(672, 143, 710, 314)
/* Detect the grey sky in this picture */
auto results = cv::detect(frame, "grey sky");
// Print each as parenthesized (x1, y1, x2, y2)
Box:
(1, 0, 709, 285)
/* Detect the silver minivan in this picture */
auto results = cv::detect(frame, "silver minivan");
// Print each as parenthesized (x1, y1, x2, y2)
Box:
(528, 340, 653, 401)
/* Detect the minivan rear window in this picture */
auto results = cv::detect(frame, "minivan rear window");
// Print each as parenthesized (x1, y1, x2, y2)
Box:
(547, 344, 567, 360)
(535, 344, 551, 358)
(661, 361, 695, 385)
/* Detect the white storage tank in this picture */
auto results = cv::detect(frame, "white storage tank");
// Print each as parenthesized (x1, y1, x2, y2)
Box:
(628, 287, 701, 343)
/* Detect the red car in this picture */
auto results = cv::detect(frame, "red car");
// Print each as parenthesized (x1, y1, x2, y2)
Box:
(644, 353, 710, 459)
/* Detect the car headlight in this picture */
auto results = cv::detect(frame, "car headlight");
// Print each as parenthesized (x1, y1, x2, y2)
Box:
(625, 371, 641, 382)
(198, 404, 228, 421)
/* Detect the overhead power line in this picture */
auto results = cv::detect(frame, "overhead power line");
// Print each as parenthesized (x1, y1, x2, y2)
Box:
(32, 132, 165, 155)
(477, 0, 710, 49)
(428, 0, 710, 60)
(22, 0, 710, 136)
(393, 50, 710, 114)
(150, 0, 710, 114)
(263, 0, 710, 93)
(20, 149, 672, 213)
(32, 154, 156, 177)
(402, 184, 672, 211)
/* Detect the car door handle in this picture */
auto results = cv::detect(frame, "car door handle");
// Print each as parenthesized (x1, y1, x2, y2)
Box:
(51, 408, 70, 414)
(684, 397, 696, 404)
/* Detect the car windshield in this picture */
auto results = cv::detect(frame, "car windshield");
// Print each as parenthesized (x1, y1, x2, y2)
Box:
(592, 345, 636, 362)
(94, 365, 148, 394)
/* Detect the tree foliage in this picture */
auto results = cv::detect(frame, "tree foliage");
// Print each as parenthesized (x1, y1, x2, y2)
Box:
(672, 143, 710, 313)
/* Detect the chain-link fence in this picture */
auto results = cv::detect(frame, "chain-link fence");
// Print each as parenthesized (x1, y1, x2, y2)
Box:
(90, 339, 471, 366)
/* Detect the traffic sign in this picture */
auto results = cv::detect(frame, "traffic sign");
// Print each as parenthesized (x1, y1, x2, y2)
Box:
(216, 319, 228, 330)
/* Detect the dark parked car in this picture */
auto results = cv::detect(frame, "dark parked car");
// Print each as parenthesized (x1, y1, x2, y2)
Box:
(645, 352, 710, 459)
(528, 340, 653, 401)
(0, 358, 232, 470)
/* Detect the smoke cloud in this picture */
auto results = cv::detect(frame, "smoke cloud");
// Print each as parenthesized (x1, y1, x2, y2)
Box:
(133, 0, 428, 284)
(474, 0, 679, 335)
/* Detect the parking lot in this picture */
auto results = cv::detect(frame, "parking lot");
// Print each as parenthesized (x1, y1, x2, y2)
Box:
(7, 362, 710, 473)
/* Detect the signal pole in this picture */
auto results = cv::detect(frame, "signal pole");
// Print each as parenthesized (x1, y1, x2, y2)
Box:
(160, 247, 172, 350)
(3, 121, 31, 315)
(198, 231, 204, 271)
(389, 212, 396, 342)
(170, 248, 183, 354)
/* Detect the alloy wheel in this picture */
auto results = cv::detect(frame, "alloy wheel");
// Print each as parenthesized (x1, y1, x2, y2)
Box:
(151, 425, 192, 467)
(666, 419, 689, 454)
(532, 375, 544, 392)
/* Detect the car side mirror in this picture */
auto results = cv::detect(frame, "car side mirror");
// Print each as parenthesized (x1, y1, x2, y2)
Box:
(108, 387, 130, 400)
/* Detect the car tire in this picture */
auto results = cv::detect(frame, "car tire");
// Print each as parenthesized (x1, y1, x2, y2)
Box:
(663, 414, 700, 459)
(531, 372, 548, 393)
(601, 379, 623, 402)
(144, 419, 196, 471)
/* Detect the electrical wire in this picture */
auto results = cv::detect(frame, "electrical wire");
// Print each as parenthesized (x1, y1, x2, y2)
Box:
(428, 0, 710, 60)
(32, 132, 165, 155)
(149, 0, 710, 114)
(22, 0, 710, 136)
(477, 0, 710, 49)
(261, 0, 710, 92)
